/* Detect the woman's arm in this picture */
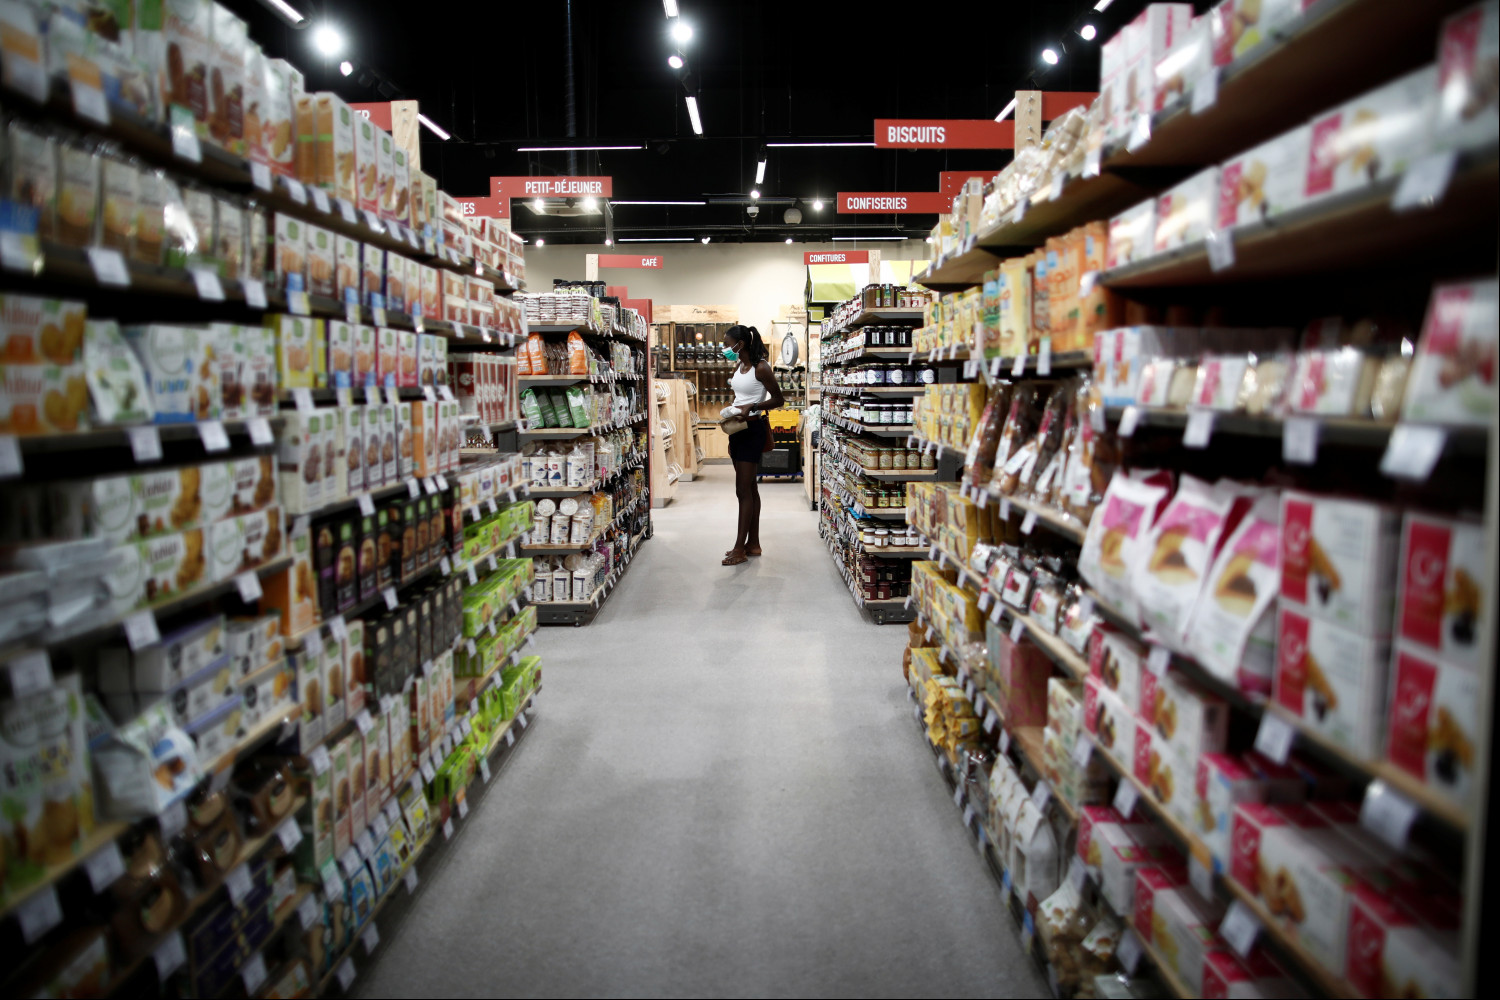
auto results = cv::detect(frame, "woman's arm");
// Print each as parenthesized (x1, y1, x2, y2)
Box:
(748, 361, 786, 413)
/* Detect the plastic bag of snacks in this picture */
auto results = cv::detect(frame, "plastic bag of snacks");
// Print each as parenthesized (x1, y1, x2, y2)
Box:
(567, 331, 589, 375)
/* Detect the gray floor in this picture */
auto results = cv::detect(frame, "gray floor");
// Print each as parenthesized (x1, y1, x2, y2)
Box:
(355, 464, 1048, 999)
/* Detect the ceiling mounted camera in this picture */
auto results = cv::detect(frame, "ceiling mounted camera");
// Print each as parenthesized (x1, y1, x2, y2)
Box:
(746, 205, 760, 217)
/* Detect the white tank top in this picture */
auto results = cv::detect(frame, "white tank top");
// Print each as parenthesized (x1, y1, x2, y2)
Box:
(730, 364, 768, 411)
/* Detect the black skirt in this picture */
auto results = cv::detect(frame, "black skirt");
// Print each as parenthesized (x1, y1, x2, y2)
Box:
(727, 417, 769, 463)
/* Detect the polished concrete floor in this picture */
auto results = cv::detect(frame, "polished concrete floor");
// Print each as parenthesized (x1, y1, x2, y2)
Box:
(355, 464, 1048, 998)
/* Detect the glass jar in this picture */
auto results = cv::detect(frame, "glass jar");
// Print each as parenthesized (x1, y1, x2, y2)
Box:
(878, 448, 893, 470)
(918, 365, 936, 384)
(868, 366, 886, 386)
(874, 528, 889, 547)
(862, 527, 877, 546)
(892, 449, 908, 471)
(888, 366, 907, 385)
(920, 449, 936, 470)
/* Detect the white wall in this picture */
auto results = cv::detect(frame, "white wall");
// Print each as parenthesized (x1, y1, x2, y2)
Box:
(521, 240, 930, 335)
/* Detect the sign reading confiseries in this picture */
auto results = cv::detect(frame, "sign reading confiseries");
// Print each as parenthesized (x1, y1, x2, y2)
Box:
(836, 192, 952, 214)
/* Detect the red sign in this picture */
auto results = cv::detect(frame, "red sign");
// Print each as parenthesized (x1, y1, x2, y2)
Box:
(804, 250, 869, 264)
(837, 192, 952, 214)
(454, 195, 506, 219)
(350, 102, 393, 131)
(598, 254, 663, 269)
(492, 176, 613, 198)
(876, 95, 1096, 148)
(939, 171, 998, 195)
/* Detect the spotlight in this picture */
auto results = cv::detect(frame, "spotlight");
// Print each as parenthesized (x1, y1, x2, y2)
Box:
(701, 236, 710, 244)
(1079, 24, 1097, 40)
(313, 23, 344, 57)
(532, 199, 545, 211)
(671, 20, 692, 43)
(749, 189, 760, 199)
(536, 238, 545, 246)
(605, 238, 613, 246)
(581, 196, 598, 211)
(668, 54, 683, 69)
(784, 237, 792, 244)
(339, 60, 353, 76)
(1041, 47, 1059, 65)
(812, 199, 823, 211)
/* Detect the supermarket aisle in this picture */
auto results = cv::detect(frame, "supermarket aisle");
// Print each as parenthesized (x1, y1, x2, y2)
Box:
(357, 464, 1048, 999)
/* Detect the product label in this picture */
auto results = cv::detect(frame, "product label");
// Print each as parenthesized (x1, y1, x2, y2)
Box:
(1386, 651, 1435, 779)
(1401, 520, 1450, 649)
(1281, 498, 1314, 605)
(1274, 607, 1310, 713)
(1306, 114, 1342, 196)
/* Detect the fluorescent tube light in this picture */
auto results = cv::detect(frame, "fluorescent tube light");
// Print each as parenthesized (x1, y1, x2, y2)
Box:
(515, 144, 643, 152)
(755, 159, 766, 183)
(832, 236, 909, 241)
(663, 0, 678, 15)
(618, 237, 694, 242)
(994, 97, 1017, 122)
(261, 0, 306, 24)
(611, 200, 706, 206)
(1094, 0, 1114, 9)
(417, 114, 451, 140)
(685, 95, 703, 135)
(765, 142, 874, 148)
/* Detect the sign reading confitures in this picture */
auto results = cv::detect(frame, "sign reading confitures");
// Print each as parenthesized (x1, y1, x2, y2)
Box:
(804, 250, 870, 264)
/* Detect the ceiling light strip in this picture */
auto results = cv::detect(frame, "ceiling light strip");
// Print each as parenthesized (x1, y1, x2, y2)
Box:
(617, 237, 695, 242)
(417, 114, 451, 140)
(994, 97, 1018, 123)
(610, 200, 706, 206)
(685, 96, 703, 135)
(831, 236, 912, 241)
(515, 144, 644, 151)
(765, 142, 875, 148)
(662, 0, 678, 15)
(261, 0, 305, 24)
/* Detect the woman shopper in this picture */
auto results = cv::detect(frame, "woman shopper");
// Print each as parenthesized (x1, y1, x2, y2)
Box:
(718, 325, 785, 566)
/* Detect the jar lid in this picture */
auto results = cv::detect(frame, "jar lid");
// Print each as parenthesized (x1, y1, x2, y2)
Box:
(559, 498, 580, 515)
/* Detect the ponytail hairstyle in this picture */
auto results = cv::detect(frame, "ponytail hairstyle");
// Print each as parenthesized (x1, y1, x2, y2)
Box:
(725, 324, 769, 366)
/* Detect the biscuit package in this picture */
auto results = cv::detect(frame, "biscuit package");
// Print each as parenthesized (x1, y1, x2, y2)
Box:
(1395, 512, 1487, 671)
(1274, 604, 1389, 758)
(1401, 278, 1498, 426)
(1078, 471, 1172, 623)
(1186, 493, 1281, 693)
(1132, 476, 1242, 646)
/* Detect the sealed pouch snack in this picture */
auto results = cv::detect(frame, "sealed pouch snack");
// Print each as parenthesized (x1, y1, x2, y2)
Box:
(1021, 383, 1070, 500)
(83, 320, 154, 425)
(1186, 492, 1281, 692)
(988, 383, 1044, 495)
(519, 388, 543, 428)
(98, 153, 139, 255)
(55, 142, 101, 249)
(1078, 470, 1173, 623)
(566, 331, 589, 375)
(962, 383, 1010, 494)
(6, 121, 58, 243)
(565, 386, 590, 428)
(1131, 475, 1245, 646)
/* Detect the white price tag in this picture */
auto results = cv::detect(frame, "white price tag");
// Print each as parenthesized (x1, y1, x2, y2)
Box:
(1011, 197, 1028, 226)
(1078, 271, 1099, 298)
(436, 474, 449, 490)
(153, 930, 187, 979)
(983, 712, 998, 734)
(1037, 338, 1052, 376)
(323, 865, 344, 899)
(1380, 424, 1447, 481)
(505, 729, 515, 747)
(1011, 352, 1027, 377)
(1050, 173, 1065, 202)
(1147, 644, 1171, 677)
(404, 869, 420, 894)
(291, 386, 316, 415)
(1360, 780, 1419, 850)
(1190, 854, 1215, 901)
(189, 266, 225, 301)
(1127, 112, 1152, 153)
(1113, 780, 1139, 819)
(458, 799, 470, 820)
(65, 74, 107, 123)
(366, 386, 382, 406)
(466, 639, 477, 657)
(128, 424, 162, 463)
(1117, 929, 1144, 974)
(1220, 900, 1261, 958)
(87, 246, 130, 286)
(198, 419, 230, 452)
(423, 385, 437, 403)
(989, 602, 1003, 624)
(288, 290, 310, 315)
(1283, 416, 1319, 465)
(999, 499, 1012, 521)
(310, 745, 332, 775)
(1118, 405, 1141, 438)
(356, 829, 375, 859)
(250, 161, 272, 191)
(1083, 147, 1102, 178)
(364, 209, 384, 230)
(235, 571, 263, 603)
(1191, 68, 1219, 113)
(1392, 151, 1458, 211)
(358, 493, 376, 517)
(467, 565, 479, 585)
(242, 278, 268, 309)
(158, 800, 188, 840)
(487, 498, 499, 515)
(340, 847, 363, 879)
(297, 893, 319, 930)
(1020, 511, 1037, 535)
(276, 818, 303, 853)
(224, 862, 253, 905)
(1072, 734, 1093, 769)
(124, 610, 160, 650)
(0, 435, 20, 479)
(362, 922, 381, 955)
(1205, 229, 1236, 272)
(1030, 780, 1052, 812)
(953, 784, 966, 808)
(311, 188, 331, 213)
(978, 591, 993, 612)
(169, 106, 202, 162)
(1069, 856, 1088, 891)
(284, 178, 308, 205)
(962, 803, 976, 828)
(442, 817, 455, 840)
(6, 649, 52, 698)
(518, 711, 530, 730)
(383, 587, 399, 610)
(1183, 409, 1214, 449)
(1000, 730, 1011, 755)
(1010, 618, 1025, 643)
(82, 841, 125, 892)
(408, 479, 422, 500)
(335, 958, 357, 992)
(355, 709, 375, 735)
(421, 759, 436, 784)
(329, 615, 348, 640)
(338, 198, 358, 223)
(1253, 712, 1296, 764)
(424, 477, 438, 496)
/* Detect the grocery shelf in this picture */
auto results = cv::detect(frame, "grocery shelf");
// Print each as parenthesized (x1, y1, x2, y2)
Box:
(1102, 148, 1499, 289)
(1106, 0, 1476, 171)
(535, 533, 647, 625)
(825, 413, 915, 438)
(12, 416, 282, 457)
(0, 819, 130, 920)
(969, 487, 1088, 546)
(862, 469, 941, 482)
(518, 374, 589, 386)
(917, 243, 1003, 292)
(971, 349, 1093, 377)
(820, 346, 919, 367)
(1101, 406, 1490, 454)
(818, 384, 928, 397)
(826, 306, 926, 334)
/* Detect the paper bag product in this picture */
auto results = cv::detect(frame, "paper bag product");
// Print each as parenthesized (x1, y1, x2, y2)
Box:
(1187, 493, 1280, 691)
(1395, 512, 1487, 670)
(1401, 278, 1497, 426)
(276, 408, 324, 513)
(390, 147, 411, 225)
(1386, 645, 1481, 806)
(441, 400, 461, 472)
(340, 405, 364, 494)
(420, 264, 440, 320)
(1435, 1, 1500, 152)
(411, 401, 436, 478)
(1218, 125, 1313, 230)
(396, 331, 418, 388)
(361, 242, 384, 308)
(0, 673, 95, 894)
(1306, 66, 1439, 199)
(351, 324, 376, 387)
(330, 738, 352, 858)
(289, 641, 324, 751)
(210, 323, 244, 421)
(206, 5, 248, 154)
(319, 625, 347, 731)
(325, 320, 353, 389)
(5, 122, 57, 244)
(311, 92, 357, 201)
(1089, 627, 1145, 717)
(98, 155, 138, 256)
(334, 234, 360, 305)
(1078, 473, 1171, 623)
(383, 250, 406, 314)
(264, 517, 315, 635)
(1083, 675, 1138, 769)
(379, 403, 398, 483)
(260, 58, 297, 176)
(1279, 492, 1400, 635)
(273, 213, 306, 291)
(362, 405, 384, 489)
(1133, 476, 1239, 645)
(304, 222, 335, 299)
(121, 324, 216, 423)
(354, 114, 379, 214)
(374, 127, 395, 220)
(321, 408, 344, 503)
(396, 401, 413, 480)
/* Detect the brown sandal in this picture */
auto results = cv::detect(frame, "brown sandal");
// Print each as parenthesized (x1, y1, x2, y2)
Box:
(722, 550, 748, 566)
(745, 546, 763, 557)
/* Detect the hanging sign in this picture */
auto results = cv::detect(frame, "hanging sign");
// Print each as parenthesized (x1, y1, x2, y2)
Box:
(350, 102, 394, 130)
(805, 250, 869, 264)
(598, 255, 663, 268)
(493, 176, 614, 198)
(837, 192, 952, 214)
(875, 96, 1097, 149)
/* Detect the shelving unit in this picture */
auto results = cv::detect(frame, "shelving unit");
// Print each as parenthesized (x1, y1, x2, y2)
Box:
(891, 4, 1497, 996)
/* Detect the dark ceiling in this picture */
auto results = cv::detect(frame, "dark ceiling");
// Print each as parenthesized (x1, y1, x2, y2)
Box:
(227, 0, 1156, 243)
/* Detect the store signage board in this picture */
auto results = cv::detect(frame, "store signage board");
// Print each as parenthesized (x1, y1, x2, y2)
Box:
(837, 192, 952, 214)
(598, 255, 663, 269)
(350, 102, 394, 130)
(875, 97, 1095, 149)
(804, 250, 869, 264)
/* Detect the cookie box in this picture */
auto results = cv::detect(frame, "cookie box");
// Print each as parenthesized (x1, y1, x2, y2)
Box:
(1152, 167, 1219, 254)
(122, 324, 219, 423)
(1306, 66, 1439, 199)
(1280, 491, 1400, 634)
(1395, 512, 1487, 670)
(1386, 644, 1481, 808)
(1134, 865, 1222, 995)
(1435, 1, 1499, 152)
(184, 695, 243, 763)
(1187, 494, 1281, 692)
(330, 738, 352, 857)
(1401, 278, 1497, 426)
(239, 658, 294, 731)
(273, 213, 306, 291)
(0, 674, 95, 888)
(276, 409, 326, 513)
